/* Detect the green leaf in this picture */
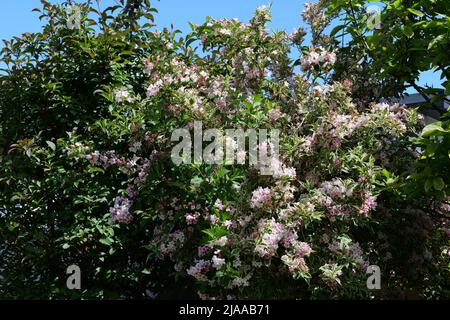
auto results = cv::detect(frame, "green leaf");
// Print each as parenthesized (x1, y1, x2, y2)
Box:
(382, 168, 392, 179)
(46, 140, 56, 151)
(8, 222, 19, 232)
(424, 178, 433, 192)
(190, 176, 203, 187)
(88, 166, 105, 173)
(428, 35, 445, 50)
(407, 8, 424, 17)
(421, 122, 443, 137)
(99, 238, 113, 246)
(402, 26, 414, 38)
(433, 177, 445, 191)
(330, 25, 346, 37)
(142, 268, 151, 274)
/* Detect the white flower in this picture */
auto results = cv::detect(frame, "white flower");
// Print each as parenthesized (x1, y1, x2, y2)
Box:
(214, 199, 224, 211)
(250, 187, 273, 209)
(212, 255, 226, 269)
(308, 52, 320, 64)
(128, 141, 142, 153)
(257, 5, 268, 12)
(219, 28, 232, 36)
(147, 80, 163, 97)
(114, 88, 134, 103)
(213, 236, 228, 247)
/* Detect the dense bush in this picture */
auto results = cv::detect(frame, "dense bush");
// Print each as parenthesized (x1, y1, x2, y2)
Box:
(323, 0, 450, 106)
(0, 0, 448, 299)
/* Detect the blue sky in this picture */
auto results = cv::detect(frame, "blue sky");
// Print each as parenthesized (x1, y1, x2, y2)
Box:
(0, 0, 442, 93)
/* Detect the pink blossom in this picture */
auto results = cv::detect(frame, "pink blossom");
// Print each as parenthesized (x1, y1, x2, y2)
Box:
(186, 260, 210, 281)
(281, 255, 309, 273)
(294, 241, 312, 258)
(213, 236, 228, 247)
(208, 214, 219, 225)
(359, 192, 377, 215)
(255, 218, 285, 258)
(147, 80, 163, 97)
(250, 187, 273, 209)
(114, 88, 134, 103)
(320, 51, 336, 65)
(212, 255, 226, 269)
(198, 246, 209, 257)
(143, 59, 154, 75)
(214, 199, 224, 211)
(109, 196, 133, 224)
(185, 213, 199, 225)
(268, 107, 284, 121)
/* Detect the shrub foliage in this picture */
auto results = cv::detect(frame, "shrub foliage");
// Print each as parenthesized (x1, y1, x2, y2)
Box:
(0, 0, 448, 299)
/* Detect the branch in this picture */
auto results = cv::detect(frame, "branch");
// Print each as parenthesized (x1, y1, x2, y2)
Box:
(407, 81, 445, 114)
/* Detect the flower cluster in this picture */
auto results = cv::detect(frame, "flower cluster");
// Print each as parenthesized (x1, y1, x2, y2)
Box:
(109, 196, 133, 224)
(187, 260, 211, 281)
(254, 218, 286, 258)
(114, 88, 134, 103)
(301, 47, 336, 72)
(70, 2, 439, 300)
(4, 0, 447, 302)
(301, 1, 329, 40)
(250, 187, 273, 209)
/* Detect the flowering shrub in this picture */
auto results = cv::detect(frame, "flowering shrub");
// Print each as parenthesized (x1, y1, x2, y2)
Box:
(0, 1, 448, 299)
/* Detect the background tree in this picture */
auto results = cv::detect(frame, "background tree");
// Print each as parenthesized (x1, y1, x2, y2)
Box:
(322, 0, 449, 109)
(0, 0, 448, 299)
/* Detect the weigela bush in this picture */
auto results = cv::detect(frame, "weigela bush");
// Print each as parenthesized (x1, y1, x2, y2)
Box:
(0, 1, 448, 299)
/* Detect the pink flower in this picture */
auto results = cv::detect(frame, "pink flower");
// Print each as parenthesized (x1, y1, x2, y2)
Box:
(282, 231, 298, 247)
(146, 80, 163, 97)
(185, 213, 199, 225)
(308, 51, 320, 64)
(312, 86, 323, 94)
(280, 166, 297, 179)
(187, 260, 210, 281)
(330, 138, 342, 150)
(294, 241, 312, 258)
(328, 206, 343, 217)
(359, 192, 377, 215)
(114, 88, 133, 103)
(198, 246, 209, 257)
(320, 51, 336, 65)
(143, 59, 154, 75)
(208, 214, 219, 225)
(214, 199, 224, 211)
(219, 28, 231, 36)
(109, 196, 133, 224)
(213, 236, 228, 247)
(255, 218, 285, 258)
(250, 187, 273, 209)
(319, 179, 352, 199)
(315, 194, 333, 207)
(266, 157, 296, 179)
(212, 255, 226, 269)
(281, 255, 309, 273)
(268, 108, 284, 121)
(223, 220, 233, 229)
(128, 141, 142, 153)
(86, 150, 100, 165)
